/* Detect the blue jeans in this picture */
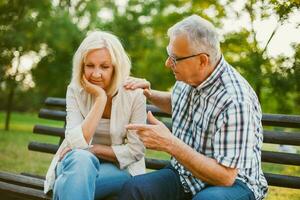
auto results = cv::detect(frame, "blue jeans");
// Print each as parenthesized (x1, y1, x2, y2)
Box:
(119, 165, 255, 200)
(53, 149, 131, 200)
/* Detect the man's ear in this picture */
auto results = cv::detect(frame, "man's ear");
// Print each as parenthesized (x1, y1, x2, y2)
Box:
(199, 54, 209, 67)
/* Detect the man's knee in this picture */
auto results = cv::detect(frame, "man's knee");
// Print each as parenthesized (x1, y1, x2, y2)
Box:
(192, 183, 254, 200)
(192, 190, 222, 200)
(120, 178, 145, 200)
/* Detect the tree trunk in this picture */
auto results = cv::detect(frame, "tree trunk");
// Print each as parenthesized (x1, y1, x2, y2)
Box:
(256, 84, 261, 103)
(4, 52, 21, 131)
(4, 82, 15, 131)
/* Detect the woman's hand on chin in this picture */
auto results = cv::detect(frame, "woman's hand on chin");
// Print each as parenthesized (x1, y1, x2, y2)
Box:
(81, 75, 107, 100)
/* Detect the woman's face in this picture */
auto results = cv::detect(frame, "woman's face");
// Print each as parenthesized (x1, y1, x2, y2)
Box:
(83, 48, 114, 91)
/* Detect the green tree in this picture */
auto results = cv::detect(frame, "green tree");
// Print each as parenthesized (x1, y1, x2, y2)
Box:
(0, 0, 51, 130)
(31, 0, 102, 101)
(221, 0, 299, 113)
(96, 0, 226, 90)
(269, 43, 300, 114)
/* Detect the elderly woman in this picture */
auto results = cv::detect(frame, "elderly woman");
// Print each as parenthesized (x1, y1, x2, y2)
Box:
(44, 31, 146, 200)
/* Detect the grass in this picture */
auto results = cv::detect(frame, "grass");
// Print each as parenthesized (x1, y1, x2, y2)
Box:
(0, 112, 300, 199)
(0, 112, 63, 175)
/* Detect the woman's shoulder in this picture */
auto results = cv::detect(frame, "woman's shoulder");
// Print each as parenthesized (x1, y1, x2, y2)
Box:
(67, 82, 85, 96)
(66, 82, 87, 103)
(67, 82, 81, 91)
(117, 85, 144, 100)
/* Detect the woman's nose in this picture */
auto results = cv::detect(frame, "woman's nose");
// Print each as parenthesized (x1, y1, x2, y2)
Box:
(92, 68, 102, 78)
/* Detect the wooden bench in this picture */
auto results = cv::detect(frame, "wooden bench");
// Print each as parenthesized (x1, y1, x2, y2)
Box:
(1, 97, 300, 199)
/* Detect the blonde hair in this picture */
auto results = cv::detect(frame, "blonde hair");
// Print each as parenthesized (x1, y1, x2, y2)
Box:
(71, 30, 131, 96)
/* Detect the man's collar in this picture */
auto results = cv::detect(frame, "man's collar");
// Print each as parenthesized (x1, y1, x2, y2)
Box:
(195, 55, 226, 91)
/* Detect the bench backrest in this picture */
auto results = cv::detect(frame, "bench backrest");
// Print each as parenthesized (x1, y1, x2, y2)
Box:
(28, 97, 300, 189)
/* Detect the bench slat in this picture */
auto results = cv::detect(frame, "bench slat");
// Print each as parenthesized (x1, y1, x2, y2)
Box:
(28, 142, 300, 166)
(0, 172, 43, 190)
(147, 105, 172, 117)
(0, 181, 50, 200)
(20, 173, 45, 180)
(45, 97, 66, 107)
(44, 97, 300, 128)
(33, 125, 65, 137)
(262, 114, 300, 128)
(32, 124, 300, 147)
(262, 151, 300, 166)
(145, 158, 170, 170)
(28, 142, 58, 154)
(263, 130, 300, 146)
(39, 109, 66, 121)
(264, 173, 300, 189)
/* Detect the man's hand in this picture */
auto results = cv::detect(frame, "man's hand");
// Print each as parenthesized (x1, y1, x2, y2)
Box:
(126, 111, 175, 153)
(81, 75, 107, 99)
(123, 77, 152, 99)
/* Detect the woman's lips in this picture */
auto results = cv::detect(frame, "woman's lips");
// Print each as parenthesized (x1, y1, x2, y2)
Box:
(90, 80, 102, 84)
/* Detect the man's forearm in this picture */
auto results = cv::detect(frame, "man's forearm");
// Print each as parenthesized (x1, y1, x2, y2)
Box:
(148, 90, 172, 114)
(167, 136, 238, 186)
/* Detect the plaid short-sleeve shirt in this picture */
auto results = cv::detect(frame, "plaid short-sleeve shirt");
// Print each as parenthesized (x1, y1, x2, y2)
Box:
(171, 56, 268, 200)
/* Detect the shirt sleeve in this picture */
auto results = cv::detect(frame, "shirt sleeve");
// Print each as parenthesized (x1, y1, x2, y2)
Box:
(213, 102, 255, 169)
(64, 85, 90, 149)
(111, 90, 147, 169)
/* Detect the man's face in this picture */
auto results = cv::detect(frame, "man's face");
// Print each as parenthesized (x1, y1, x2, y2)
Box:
(165, 35, 209, 86)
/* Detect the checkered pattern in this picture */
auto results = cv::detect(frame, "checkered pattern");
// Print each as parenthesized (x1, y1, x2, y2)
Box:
(171, 56, 268, 200)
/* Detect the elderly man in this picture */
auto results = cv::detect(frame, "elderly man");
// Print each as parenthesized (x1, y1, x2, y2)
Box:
(121, 15, 268, 200)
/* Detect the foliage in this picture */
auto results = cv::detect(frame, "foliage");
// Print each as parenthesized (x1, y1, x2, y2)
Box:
(268, 44, 300, 113)
(0, 0, 53, 129)
(220, 0, 300, 113)
(0, 0, 299, 117)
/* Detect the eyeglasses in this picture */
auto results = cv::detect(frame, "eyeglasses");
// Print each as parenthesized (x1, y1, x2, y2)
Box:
(166, 46, 209, 66)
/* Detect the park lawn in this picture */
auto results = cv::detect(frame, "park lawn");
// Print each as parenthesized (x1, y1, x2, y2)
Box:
(0, 112, 299, 199)
(0, 112, 62, 175)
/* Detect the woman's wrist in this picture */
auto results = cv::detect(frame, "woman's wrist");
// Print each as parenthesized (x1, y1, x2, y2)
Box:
(95, 94, 107, 103)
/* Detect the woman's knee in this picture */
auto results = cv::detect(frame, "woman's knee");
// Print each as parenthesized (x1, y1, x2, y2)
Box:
(62, 149, 100, 172)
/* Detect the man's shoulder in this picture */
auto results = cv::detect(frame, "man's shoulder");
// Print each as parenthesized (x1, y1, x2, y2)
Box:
(220, 64, 258, 104)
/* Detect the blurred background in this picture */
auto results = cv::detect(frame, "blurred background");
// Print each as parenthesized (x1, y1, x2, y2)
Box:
(0, 0, 299, 199)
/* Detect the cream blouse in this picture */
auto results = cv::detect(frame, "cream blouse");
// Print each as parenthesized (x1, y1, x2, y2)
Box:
(44, 83, 147, 193)
(92, 118, 111, 145)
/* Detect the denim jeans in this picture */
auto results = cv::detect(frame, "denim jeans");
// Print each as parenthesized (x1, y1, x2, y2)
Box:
(53, 149, 131, 200)
(119, 165, 255, 200)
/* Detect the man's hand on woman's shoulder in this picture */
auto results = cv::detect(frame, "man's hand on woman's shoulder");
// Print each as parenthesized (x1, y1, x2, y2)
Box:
(123, 77, 152, 99)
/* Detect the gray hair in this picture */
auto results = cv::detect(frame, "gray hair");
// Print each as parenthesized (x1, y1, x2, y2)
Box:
(72, 30, 131, 96)
(167, 15, 221, 66)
